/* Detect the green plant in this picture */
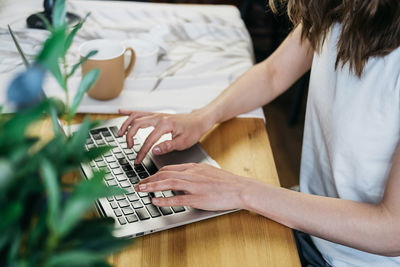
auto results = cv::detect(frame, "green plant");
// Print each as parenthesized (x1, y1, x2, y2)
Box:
(0, 0, 130, 266)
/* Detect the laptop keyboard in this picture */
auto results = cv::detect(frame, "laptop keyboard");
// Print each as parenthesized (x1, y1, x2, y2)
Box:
(85, 126, 186, 226)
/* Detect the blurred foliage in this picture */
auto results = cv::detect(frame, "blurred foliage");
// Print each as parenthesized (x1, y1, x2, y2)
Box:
(1, 0, 130, 266)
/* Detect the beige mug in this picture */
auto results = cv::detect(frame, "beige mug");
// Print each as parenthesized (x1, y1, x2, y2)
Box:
(79, 39, 136, 100)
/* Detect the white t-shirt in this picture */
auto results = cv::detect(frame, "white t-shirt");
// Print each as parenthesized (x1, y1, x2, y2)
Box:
(300, 24, 400, 266)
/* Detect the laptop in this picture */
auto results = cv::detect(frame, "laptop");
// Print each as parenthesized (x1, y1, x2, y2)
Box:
(8, 25, 236, 238)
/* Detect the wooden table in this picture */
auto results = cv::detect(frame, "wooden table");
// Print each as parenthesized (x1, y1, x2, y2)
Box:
(63, 114, 300, 267)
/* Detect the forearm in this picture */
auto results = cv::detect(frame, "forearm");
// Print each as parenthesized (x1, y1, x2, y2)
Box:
(241, 182, 400, 256)
(198, 25, 313, 125)
(199, 61, 280, 124)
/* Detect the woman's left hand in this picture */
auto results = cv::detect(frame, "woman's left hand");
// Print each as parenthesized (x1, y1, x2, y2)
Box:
(134, 163, 256, 211)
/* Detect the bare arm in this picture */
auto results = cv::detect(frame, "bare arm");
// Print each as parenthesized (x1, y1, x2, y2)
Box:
(119, 25, 314, 163)
(136, 145, 400, 256)
(202, 24, 314, 124)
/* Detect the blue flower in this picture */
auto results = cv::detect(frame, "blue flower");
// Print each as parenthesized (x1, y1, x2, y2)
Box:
(7, 65, 45, 110)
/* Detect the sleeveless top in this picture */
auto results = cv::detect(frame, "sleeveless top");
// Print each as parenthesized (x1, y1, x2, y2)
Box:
(300, 24, 400, 266)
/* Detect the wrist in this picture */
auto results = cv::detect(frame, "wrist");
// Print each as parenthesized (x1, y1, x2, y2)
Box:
(191, 106, 218, 134)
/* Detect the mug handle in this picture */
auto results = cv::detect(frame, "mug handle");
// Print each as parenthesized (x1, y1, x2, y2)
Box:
(124, 47, 136, 78)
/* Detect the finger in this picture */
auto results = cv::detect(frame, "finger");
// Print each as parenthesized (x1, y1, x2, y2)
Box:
(125, 116, 159, 148)
(159, 163, 198, 172)
(118, 108, 133, 115)
(135, 125, 170, 164)
(137, 170, 200, 185)
(152, 194, 195, 207)
(136, 179, 196, 193)
(118, 111, 154, 136)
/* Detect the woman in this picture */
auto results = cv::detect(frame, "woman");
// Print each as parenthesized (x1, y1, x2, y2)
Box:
(118, 0, 400, 265)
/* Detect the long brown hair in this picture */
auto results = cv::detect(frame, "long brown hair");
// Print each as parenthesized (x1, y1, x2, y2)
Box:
(270, 0, 400, 77)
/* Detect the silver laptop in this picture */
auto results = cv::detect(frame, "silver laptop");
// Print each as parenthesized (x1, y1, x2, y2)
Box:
(8, 25, 236, 238)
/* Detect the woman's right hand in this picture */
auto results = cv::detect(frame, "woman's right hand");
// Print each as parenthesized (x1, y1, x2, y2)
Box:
(117, 108, 215, 164)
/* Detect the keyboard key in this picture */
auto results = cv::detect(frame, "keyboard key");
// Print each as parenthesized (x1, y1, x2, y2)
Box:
(134, 164, 145, 172)
(172, 206, 186, 213)
(120, 143, 128, 149)
(125, 187, 135, 194)
(109, 126, 119, 138)
(114, 209, 122, 217)
(109, 201, 118, 209)
(96, 161, 106, 168)
(112, 168, 123, 175)
(92, 133, 102, 140)
(107, 180, 117, 187)
(159, 206, 173, 215)
(123, 149, 134, 155)
(163, 190, 175, 198)
(90, 161, 96, 168)
(117, 137, 125, 143)
(135, 208, 150, 220)
(107, 197, 114, 201)
(122, 165, 133, 172)
(142, 196, 152, 205)
(100, 129, 112, 137)
(118, 199, 130, 208)
(104, 168, 111, 174)
(127, 154, 136, 160)
(119, 180, 131, 188)
(127, 194, 139, 202)
(104, 173, 114, 181)
(122, 207, 134, 215)
(126, 214, 138, 223)
(118, 158, 129, 165)
(116, 174, 127, 182)
(109, 141, 117, 146)
(115, 195, 126, 201)
(138, 172, 149, 179)
(86, 138, 94, 145)
(132, 201, 144, 209)
(96, 139, 105, 145)
(118, 217, 127, 225)
(87, 144, 95, 150)
(133, 145, 141, 153)
(125, 171, 136, 178)
(90, 129, 102, 135)
(109, 162, 119, 169)
(105, 136, 114, 142)
(114, 153, 125, 159)
(138, 192, 148, 198)
(95, 157, 103, 162)
(142, 158, 158, 175)
(129, 177, 140, 184)
(112, 147, 121, 153)
(150, 191, 163, 198)
(105, 156, 115, 163)
(146, 204, 161, 218)
(105, 151, 112, 157)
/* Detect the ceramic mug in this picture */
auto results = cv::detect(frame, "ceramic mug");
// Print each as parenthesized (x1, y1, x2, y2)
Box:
(79, 39, 136, 100)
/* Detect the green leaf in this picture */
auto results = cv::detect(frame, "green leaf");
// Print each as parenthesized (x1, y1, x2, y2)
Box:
(1, 99, 50, 146)
(52, 0, 66, 29)
(35, 12, 54, 31)
(36, 28, 66, 90)
(67, 50, 97, 78)
(57, 171, 125, 236)
(0, 159, 12, 188)
(41, 159, 60, 233)
(84, 145, 113, 162)
(68, 69, 100, 119)
(66, 116, 90, 157)
(64, 13, 90, 54)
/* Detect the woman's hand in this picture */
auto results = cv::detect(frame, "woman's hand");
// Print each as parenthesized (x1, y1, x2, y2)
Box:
(118, 109, 214, 164)
(134, 163, 259, 211)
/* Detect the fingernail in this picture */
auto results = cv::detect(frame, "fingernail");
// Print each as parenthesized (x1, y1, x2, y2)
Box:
(153, 147, 161, 154)
(139, 184, 146, 191)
